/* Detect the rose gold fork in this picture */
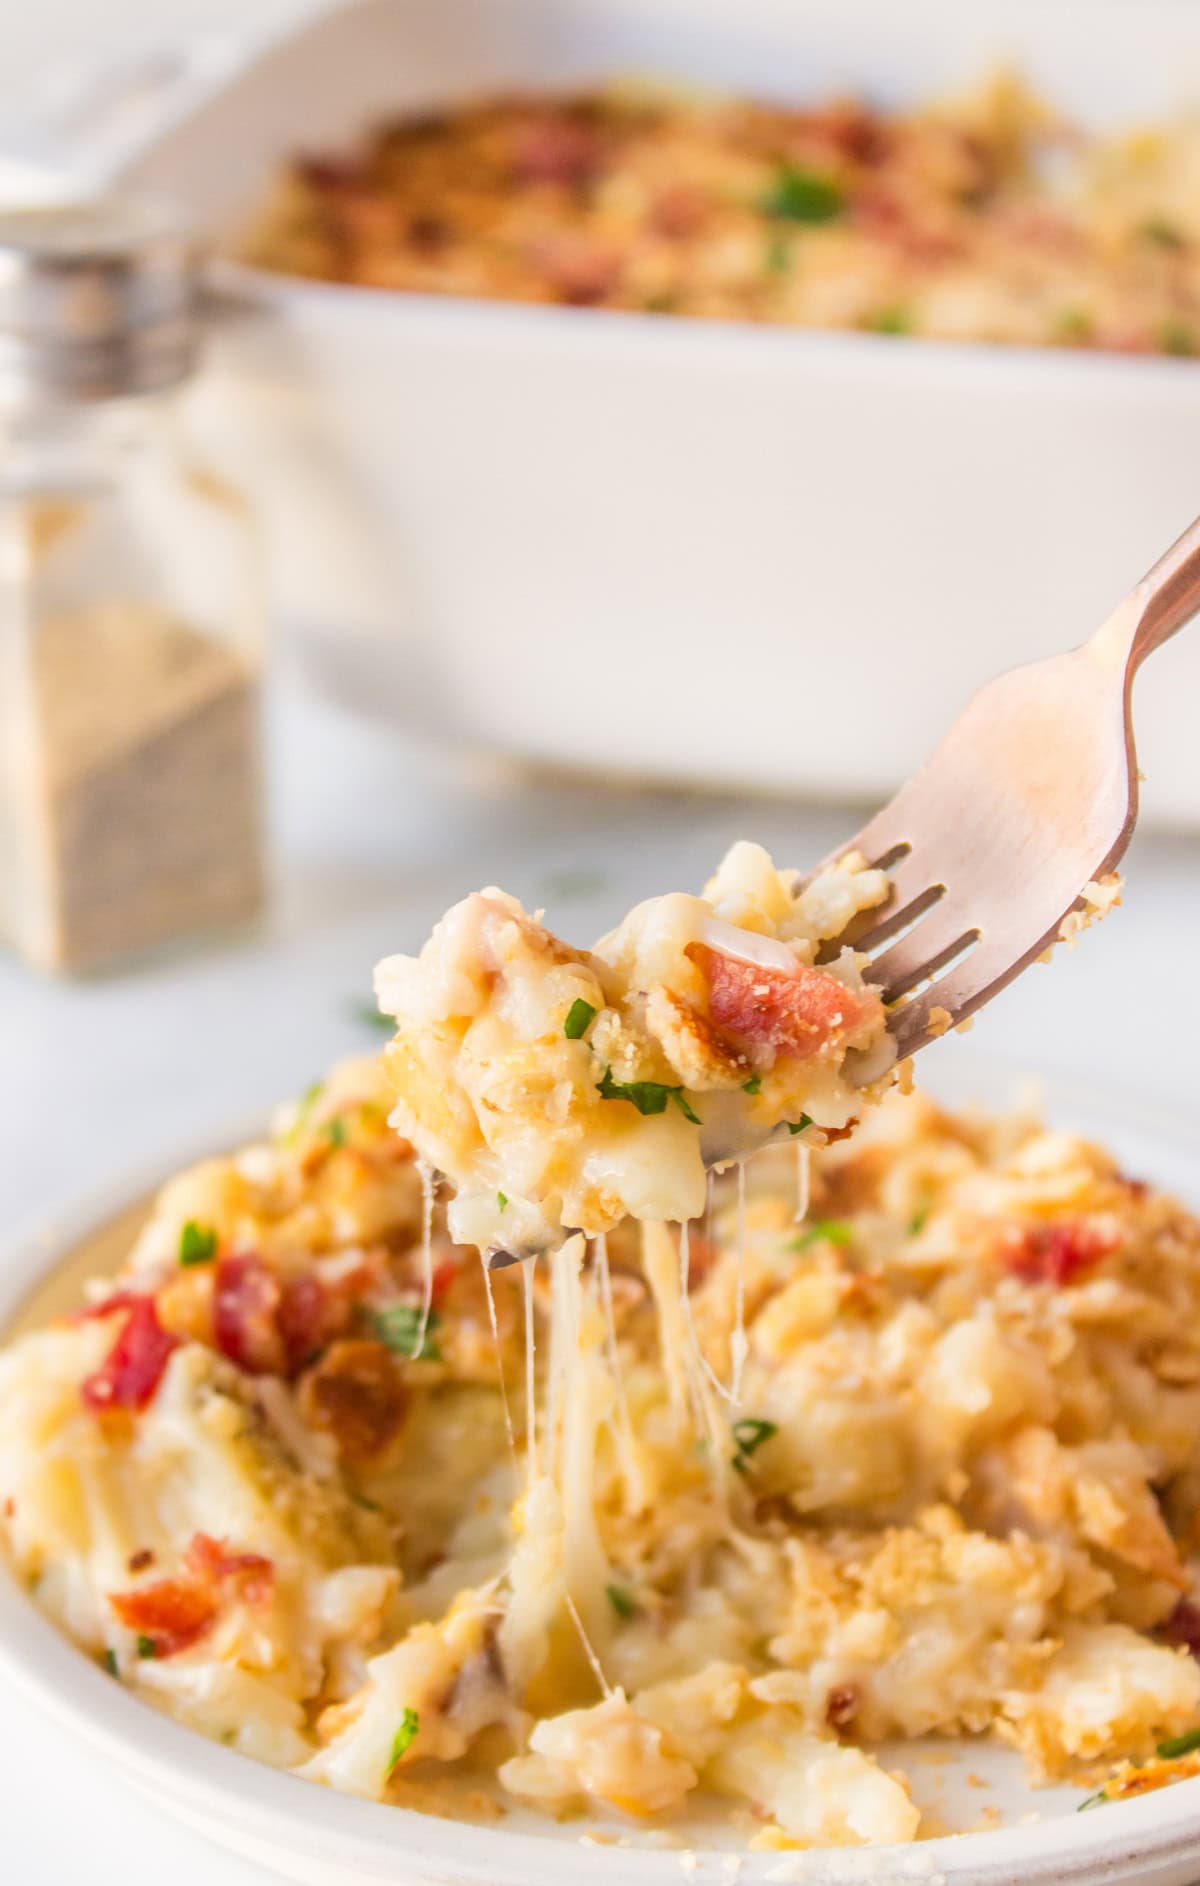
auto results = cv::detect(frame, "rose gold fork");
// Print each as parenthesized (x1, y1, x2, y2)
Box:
(825, 511, 1199, 1062)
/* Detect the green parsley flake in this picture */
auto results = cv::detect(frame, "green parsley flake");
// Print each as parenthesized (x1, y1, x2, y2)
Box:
(1077, 1789, 1110, 1812)
(786, 1115, 814, 1136)
(741, 1074, 763, 1095)
(605, 1583, 637, 1620)
(1140, 217, 1185, 250)
(352, 1000, 394, 1034)
(179, 1219, 217, 1267)
(761, 163, 844, 225)
(136, 1635, 158, 1660)
(286, 1080, 325, 1143)
(788, 1219, 853, 1252)
(867, 303, 912, 336)
(907, 1208, 930, 1237)
(497, 1192, 509, 1212)
(563, 998, 598, 1040)
(386, 1708, 420, 1776)
(1053, 306, 1094, 345)
(103, 1649, 119, 1678)
(596, 1068, 701, 1124)
(764, 233, 792, 275)
(371, 1304, 442, 1362)
(1157, 1726, 1200, 1760)
(1161, 317, 1195, 356)
(325, 1117, 347, 1148)
(732, 1417, 778, 1457)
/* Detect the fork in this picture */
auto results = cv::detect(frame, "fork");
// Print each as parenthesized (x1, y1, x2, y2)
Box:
(824, 510, 1198, 1063)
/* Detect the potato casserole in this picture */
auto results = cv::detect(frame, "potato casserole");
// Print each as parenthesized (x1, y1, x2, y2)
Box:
(243, 72, 1200, 357)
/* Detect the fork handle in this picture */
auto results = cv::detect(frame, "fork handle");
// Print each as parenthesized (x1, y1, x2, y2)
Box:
(1092, 510, 1200, 672)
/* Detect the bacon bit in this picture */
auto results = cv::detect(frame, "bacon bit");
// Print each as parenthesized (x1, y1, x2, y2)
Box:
(127, 1549, 155, 1574)
(693, 945, 879, 1062)
(1001, 1220, 1118, 1286)
(430, 1253, 459, 1309)
(826, 1684, 859, 1731)
(81, 1296, 180, 1413)
(536, 235, 620, 305)
(298, 1339, 409, 1463)
(1160, 1598, 1200, 1658)
(213, 1254, 336, 1377)
(187, 1532, 275, 1606)
(651, 184, 709, 239)
(108, 1532, 274, 1658)
(510, 116, 602, 188)
(109, 1578, 217, 1657)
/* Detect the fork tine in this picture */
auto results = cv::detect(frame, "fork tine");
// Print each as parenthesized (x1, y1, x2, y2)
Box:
(850, 882, 946, 956)
(866, 901, 980, 1004)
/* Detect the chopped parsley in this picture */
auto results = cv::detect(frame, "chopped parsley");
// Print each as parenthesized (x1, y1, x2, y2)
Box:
(351, 1000, 394, 1034)
(731, 1416, 778, 1474)
(907, 1207, 930, 1237)
(386, 1707, 420, 1776)
(788, 1219, 853, 1251)
(866, 303, 912, 336)
(764, 233, 792, 275)
(540, 866, 608, 902)
(1161, 317, 1195, 356)
(563, 998, 598, 1040)
(179, 1219, 217, 1267)
(351, 1492, 383, 1513)
(786, 1115, 814, 1136)
(286, 1080, 324, 1142)
(371, 1304, 442, 1362)
(136, 1635, 158, 1660)
(596, 1068, 702, 1124)
(741, 1074, 763, 1095)
(1140, 216, 1184, 250)
(605, 1583, 637, 1620)
(1157, 1726, 1200, 1760)
(761, 163, 844, 225)
(325, 1116, 347, 1148)
(1053, 306, 1093, 345)
(497, 1192, 509, 1212)
(103, 1649, 119, 1678)
(1077, 1789, 1110, 1812)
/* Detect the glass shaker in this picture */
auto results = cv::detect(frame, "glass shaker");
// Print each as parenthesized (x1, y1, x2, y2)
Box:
(0, 198, 265, 973)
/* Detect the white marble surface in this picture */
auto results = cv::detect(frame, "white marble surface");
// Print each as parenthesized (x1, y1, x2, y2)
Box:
(1, 668, 1198, 1882)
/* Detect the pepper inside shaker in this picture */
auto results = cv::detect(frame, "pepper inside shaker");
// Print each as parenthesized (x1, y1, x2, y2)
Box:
(0, 196, 266, 974)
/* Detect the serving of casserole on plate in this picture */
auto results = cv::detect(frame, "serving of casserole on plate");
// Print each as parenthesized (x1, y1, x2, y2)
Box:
(4, 844, 1200, 1874)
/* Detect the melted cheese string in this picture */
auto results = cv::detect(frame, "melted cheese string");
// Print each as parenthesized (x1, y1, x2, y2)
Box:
(594, 1235, 644, 1509)
(795, 1141, 811, 1223)
(679, 1217, 736, 1409)
(480, 1251, 516, 1460)
(521, 1256, 538, 1486)
(729, 1162, 749, 1405)
(415, 1159, 437, 1360)
(564, 1588, 611, 1700)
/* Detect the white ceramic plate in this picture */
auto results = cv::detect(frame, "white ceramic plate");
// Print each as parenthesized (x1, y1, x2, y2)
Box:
(2, 1057, 1200, 1886)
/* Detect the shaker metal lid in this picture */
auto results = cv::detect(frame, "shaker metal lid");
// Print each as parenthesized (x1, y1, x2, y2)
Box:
(0, 196, 201, 403)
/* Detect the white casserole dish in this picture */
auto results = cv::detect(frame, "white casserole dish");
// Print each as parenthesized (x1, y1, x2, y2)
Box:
(21, 0, 1200, 823)
(2, 1055, 1200, 1883)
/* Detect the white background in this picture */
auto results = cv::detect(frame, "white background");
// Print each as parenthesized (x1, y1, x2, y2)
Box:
(1, 1, 1199, 1879)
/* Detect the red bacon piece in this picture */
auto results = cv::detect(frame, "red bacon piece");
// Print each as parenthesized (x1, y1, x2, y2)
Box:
(1161, 1599, 1200, 1659)
(109, 1532, 274, 1658)
(187, 1533, 275, 1606)
(214, 1253, 335, 1377)
(510, 114, 602, 188)
(81, 1296, 180, 1414)
(694, 945, 878, 1062)
(1001, 1220, 1118, 1286)
(110, 1578, 217, 1657)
